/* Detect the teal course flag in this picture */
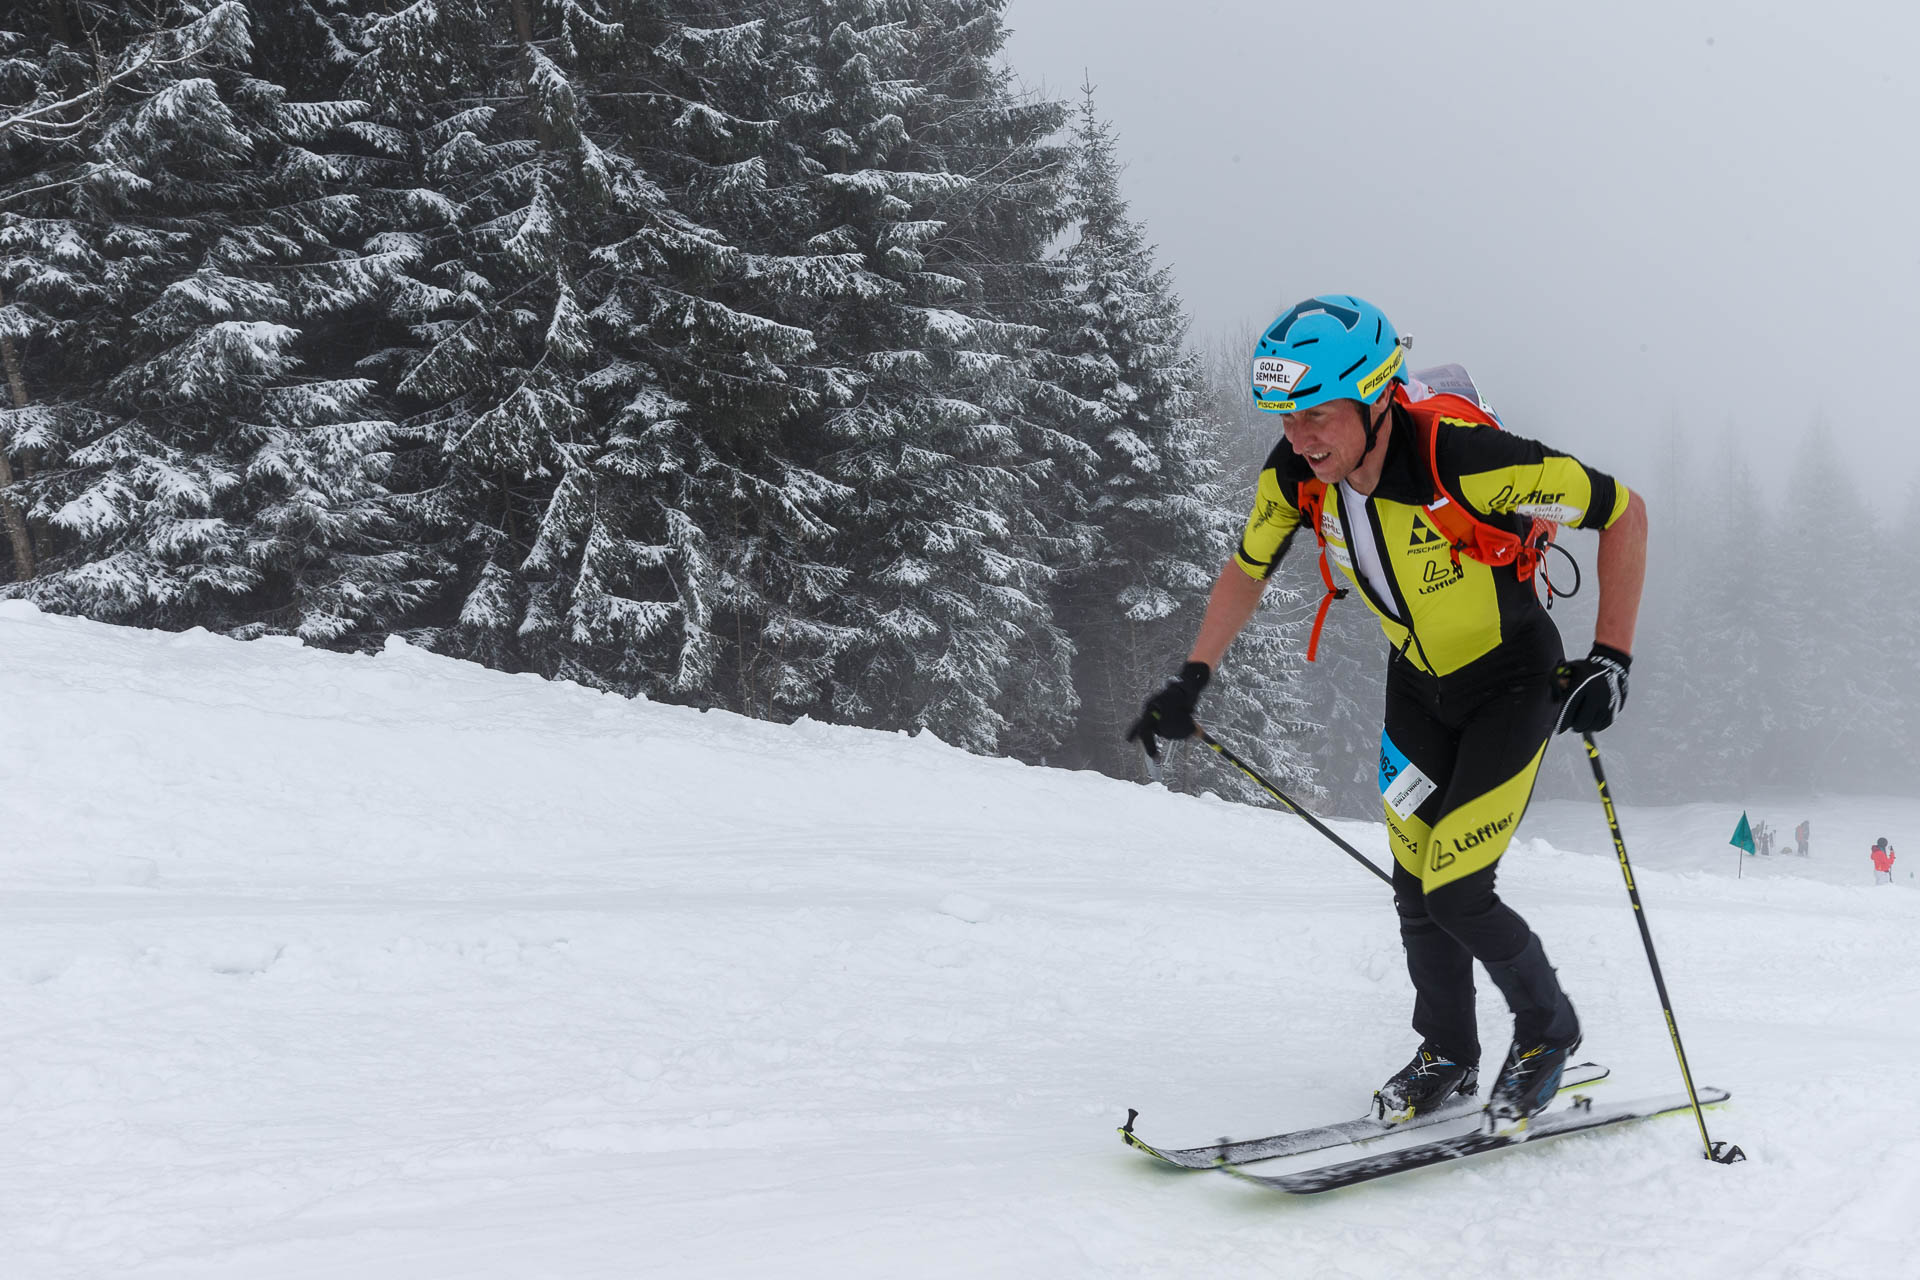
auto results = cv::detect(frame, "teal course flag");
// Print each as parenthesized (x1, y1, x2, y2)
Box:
(1730, 812, 1756, 854)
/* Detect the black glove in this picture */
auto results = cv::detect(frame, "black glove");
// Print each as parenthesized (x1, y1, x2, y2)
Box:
(1125, 661, 1211, 759)
(1555, 643, 1631, 734)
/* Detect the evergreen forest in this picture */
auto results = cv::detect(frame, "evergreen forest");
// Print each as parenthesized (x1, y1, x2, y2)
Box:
(4, 2, 1907, 812)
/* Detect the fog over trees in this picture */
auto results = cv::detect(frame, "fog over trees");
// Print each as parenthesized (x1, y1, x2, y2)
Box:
(3, 2, 1909, 811)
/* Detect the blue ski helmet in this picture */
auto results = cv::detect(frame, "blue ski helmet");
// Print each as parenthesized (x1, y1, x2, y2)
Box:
(1250, 295, 1405, 413)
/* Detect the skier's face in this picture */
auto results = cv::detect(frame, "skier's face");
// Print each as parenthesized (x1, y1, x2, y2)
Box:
(1283, 398, 1372, 482)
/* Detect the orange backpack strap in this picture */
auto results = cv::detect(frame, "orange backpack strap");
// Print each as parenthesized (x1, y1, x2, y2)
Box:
(1295, 479, 1345, 662)
(1411, 398, 1556, 584)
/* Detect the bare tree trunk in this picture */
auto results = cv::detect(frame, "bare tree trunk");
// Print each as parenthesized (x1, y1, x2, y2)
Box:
(47, 0, 73, 46)
(506, 0, 559, 150)
(0, 284, 37, 581)
(0, 457, 33, 583)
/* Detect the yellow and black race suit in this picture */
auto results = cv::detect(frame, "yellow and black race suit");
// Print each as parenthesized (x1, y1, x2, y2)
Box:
(1235, 397, 1630, 683)
(1232, 389, 1631, 1064)
(1233, 388, 1630, 890)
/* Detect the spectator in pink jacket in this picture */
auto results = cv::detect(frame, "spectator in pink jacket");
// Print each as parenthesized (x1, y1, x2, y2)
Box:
(1871, 838, 1895, 885)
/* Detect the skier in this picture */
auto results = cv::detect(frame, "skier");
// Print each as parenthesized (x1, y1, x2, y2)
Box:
(1126, 296, 1647, 1125)
(1871, 838, 1895, 885)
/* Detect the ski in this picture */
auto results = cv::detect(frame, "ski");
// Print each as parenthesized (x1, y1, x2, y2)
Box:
(1222, 1085, 1731, 1194)
(1119, 1062, 1609, 1169)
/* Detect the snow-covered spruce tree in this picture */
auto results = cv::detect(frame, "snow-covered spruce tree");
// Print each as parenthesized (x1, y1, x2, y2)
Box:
(1651, 438, 1774, 798)
(347, 0, 627, 679)
(1888, 475, 1920, 783)
(1599, 424, 1697, 802)
(1262, 568, 1379, 814)
(1158, 335, 1323, 806)
(0, 2, 427, 638)
(1039, 86, 1194, 772)
(1039, 86, 1316, 797)
(764, 0, 1076, 754)
(1652, 430, 1901, 800)
(595, 10, 885, 717)
(1767, 427, 1898, 792)
(347, 2, 839, 696)
(0, 2, 233, 586)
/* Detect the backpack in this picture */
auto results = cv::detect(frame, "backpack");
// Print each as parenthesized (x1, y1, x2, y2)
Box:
(1295, 375, 1558, 661)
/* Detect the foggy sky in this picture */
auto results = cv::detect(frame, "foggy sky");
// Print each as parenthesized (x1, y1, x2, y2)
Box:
(1002, 0, 1920, 507)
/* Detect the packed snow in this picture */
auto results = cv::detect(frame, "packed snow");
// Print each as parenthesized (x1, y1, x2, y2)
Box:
(2, 602, 1915, 1278)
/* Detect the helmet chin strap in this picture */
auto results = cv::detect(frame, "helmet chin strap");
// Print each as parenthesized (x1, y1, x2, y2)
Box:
(1360, 387, 1394, 457)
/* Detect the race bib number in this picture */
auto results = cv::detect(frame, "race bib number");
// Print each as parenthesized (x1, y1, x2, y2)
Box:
(1379, 733, 1437, 821)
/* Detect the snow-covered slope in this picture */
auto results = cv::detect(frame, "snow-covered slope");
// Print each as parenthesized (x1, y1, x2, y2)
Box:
(2, 602, 1915, 1279)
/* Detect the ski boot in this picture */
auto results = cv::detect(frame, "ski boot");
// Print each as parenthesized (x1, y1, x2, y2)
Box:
(1484, 1032, 1582, 1126)
(1481, 933, 1581, 1126)
(1374, 1042, 1479, 1122)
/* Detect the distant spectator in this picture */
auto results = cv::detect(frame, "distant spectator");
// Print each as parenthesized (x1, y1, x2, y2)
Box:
(1871, 838, 1895, 885)
(1755, 821, 1773, 857)
(1795, 820, 1810, 858)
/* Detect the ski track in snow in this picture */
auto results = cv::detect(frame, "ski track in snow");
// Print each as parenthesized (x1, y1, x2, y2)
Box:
(1, 601, 1915, 1278)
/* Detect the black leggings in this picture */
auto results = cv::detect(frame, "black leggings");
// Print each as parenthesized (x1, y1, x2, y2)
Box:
(1393, 862, 1531, 1065)
(1381, 622, 1573, 1064)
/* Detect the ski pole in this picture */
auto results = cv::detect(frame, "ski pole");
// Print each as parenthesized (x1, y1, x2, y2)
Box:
(1582, 733, 1744, 1164)
(1194, 725, 1393, 886)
